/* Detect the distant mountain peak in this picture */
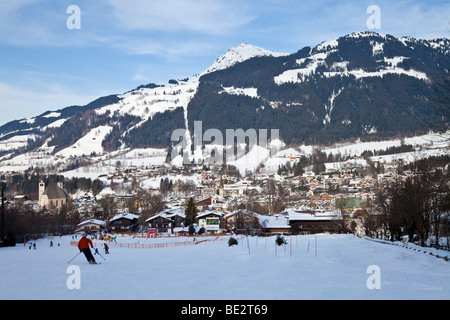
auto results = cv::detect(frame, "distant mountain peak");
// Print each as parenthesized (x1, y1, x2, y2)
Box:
(313, 31, 392, 52)
(202, 42, 289, 75)
(346, 30, 388, 38)
(0, 32, 448, 161)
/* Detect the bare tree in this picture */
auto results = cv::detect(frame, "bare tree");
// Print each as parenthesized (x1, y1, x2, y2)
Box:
(138, 190, 165, 225)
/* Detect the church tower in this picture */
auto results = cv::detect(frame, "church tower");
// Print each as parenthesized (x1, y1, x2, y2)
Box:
(38, 180, 45, 208)
(39, 180, 45, 200)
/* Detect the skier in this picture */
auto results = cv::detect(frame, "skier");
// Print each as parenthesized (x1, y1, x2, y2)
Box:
(77, 234, 97, 264)
(104, 243, 109, 254)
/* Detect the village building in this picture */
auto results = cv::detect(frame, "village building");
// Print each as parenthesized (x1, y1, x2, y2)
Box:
(218, 183, 246, 197)
(145, 208, 186, 234)
(38, 180, 69, 210)
(109, 213, 140, 232)
(283, 208, 341, 234)
(195, 196, 225, 211)
(77, 219, 106, 233)
(197, 211, 226, 234)
(259, 214, 291, 235)
(224, 210, 259, 232)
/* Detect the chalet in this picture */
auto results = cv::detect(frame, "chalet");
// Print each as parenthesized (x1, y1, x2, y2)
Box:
(146, 214, 171, 234)
(109, 213, 139, 232)
(77, 219, 106, 233)
(145, 208, 186, 234)
(197, 211, 226, 234)
(224, 210, 259, 232)
(259, 214, 291, 235)
(283, 208, 341, 234)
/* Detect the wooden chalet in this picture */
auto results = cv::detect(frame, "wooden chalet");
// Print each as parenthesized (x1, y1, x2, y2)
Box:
(224, 210, 259, 232)
(109, 213, 139, 232)
(283, 209, 341, 234)
(77, 219, 106, 233)
(145, 209, 186, 234)
(197, 211, 226, 234)
(259, 214, 291, 235)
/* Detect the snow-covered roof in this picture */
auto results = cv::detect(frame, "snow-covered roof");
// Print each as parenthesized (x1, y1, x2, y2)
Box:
(110, 213, 139, 222)
(282, 208, 339, 221)
(197, 210, 225, 219)
(259, 214, 291, 229)
(145, 208, 186, 222)
(78, 219, 106, 227)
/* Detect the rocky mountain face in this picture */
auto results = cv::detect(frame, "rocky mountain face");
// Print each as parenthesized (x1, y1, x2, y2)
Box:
(0, 32, 448, 159)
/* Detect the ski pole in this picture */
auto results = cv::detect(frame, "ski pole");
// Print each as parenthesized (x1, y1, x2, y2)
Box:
(68, 251, 81, 263)
(96, 251, 106, 261)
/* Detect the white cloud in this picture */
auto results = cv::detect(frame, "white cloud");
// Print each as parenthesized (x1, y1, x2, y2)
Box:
(101, 0, 254, 35)
(0, 81, 97, 125)
(117, 37, 217, 59)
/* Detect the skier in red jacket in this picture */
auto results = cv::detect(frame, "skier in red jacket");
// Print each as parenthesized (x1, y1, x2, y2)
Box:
(78, 234, 97, 264)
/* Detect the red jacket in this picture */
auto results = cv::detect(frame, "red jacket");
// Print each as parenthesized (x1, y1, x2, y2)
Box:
(78, 236, 93, 250)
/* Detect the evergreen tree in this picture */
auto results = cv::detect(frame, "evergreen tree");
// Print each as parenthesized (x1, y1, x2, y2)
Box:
(92, 179, 103, 197)
(184, 197, 198, 227)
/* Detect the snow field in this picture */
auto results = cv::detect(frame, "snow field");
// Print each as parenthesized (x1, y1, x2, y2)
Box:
(0, 234, 449, 300)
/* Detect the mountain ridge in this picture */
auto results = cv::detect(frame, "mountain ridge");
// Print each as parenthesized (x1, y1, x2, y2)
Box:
(0, 31, 448, 162)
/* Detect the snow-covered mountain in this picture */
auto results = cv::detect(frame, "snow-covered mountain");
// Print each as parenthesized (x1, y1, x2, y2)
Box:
(202, 42, 289, 74)
(0, 31, 448, 171)
(92, 43, 287, 124)
(274, 32, 445, 85)
(0, 42, 290, 158)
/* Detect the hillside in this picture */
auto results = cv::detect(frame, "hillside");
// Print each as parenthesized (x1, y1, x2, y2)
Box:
(192, 32, 448, 145)
(0, 31, 448, 168)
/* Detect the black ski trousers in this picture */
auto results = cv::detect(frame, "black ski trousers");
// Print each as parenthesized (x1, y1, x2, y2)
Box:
(81, 248, 96, 263)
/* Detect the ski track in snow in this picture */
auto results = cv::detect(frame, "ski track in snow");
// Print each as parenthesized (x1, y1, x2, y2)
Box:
(1, 234, 449, 300)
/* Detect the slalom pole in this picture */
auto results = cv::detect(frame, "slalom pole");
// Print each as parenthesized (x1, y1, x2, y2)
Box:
(290, 236, 292, 257)
(68, 251, 81, 263)
(315, 235, 317, 258)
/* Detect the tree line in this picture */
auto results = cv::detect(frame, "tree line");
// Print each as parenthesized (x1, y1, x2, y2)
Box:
(365, 157, 450, 248)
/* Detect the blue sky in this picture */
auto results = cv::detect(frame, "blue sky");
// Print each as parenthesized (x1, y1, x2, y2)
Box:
(0, 0, 449, 126)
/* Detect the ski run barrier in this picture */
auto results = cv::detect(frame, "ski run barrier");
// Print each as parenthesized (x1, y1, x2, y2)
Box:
(364, 237, 449, 262)
(70, 235, 240, 250)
